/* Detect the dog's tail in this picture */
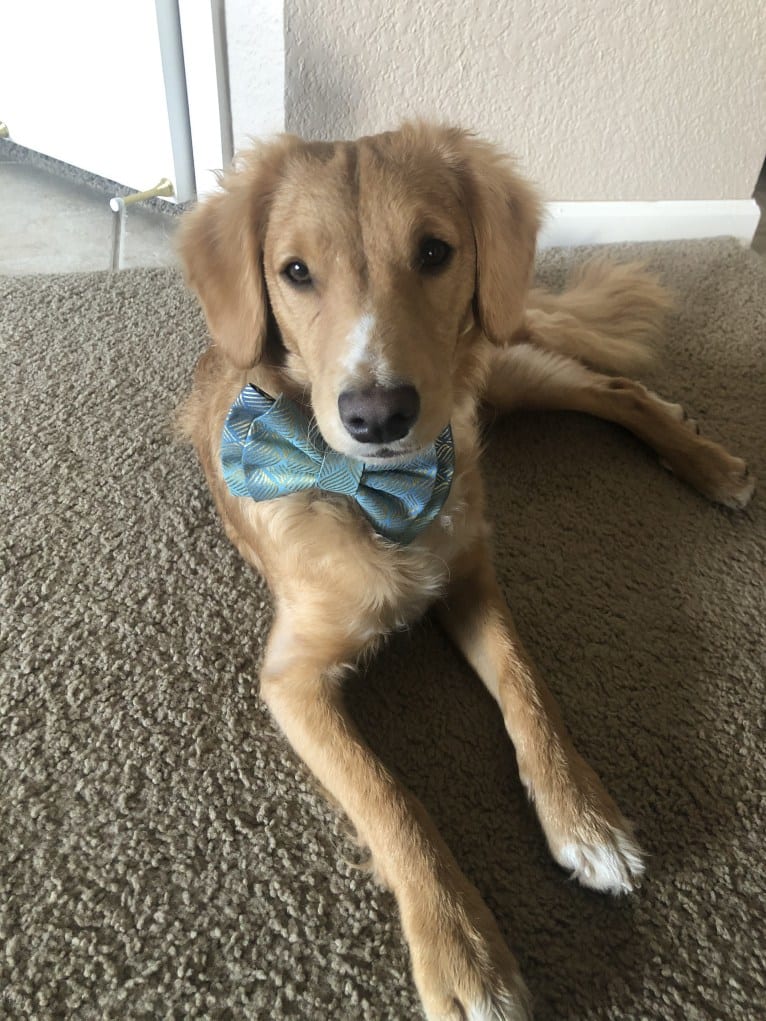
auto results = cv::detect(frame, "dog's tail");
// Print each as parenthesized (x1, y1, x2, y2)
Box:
(521, 259, 675, 374)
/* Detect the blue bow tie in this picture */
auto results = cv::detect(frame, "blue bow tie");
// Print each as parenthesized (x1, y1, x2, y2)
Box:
(220, 385, 454, 545)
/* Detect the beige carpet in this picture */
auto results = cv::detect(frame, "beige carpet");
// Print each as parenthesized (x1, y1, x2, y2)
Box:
(1, 239, 764, 1020)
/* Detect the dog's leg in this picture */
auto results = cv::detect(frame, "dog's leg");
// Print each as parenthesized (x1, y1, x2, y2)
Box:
(260, 613, 533, 1021)
(438, 546, 645, 895)
(484, 343, 755, 508)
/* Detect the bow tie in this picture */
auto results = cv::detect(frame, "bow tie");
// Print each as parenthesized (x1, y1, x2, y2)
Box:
(221, 385, 454, 545)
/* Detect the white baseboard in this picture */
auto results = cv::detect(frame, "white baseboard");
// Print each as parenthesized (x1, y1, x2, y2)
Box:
(539, 199, 761, 249)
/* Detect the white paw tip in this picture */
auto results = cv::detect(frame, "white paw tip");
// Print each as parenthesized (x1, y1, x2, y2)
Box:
(721, 469, 755, 510)
(465, 977, 533, 1021)
(558, 828, 645, 895)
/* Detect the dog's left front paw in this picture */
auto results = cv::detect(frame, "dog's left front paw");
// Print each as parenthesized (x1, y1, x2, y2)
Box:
(661, 441, 756, 510)
(713, 459, 755, 510)
(555, 821, 645, 895)
(522, 751, 646, 895)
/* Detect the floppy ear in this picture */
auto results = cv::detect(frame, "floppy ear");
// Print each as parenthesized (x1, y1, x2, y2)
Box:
(452, 131, 543, 344)
(178, 136, 298, 369)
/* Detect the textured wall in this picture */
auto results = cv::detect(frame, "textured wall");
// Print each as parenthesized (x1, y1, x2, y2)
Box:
(284, 0, 765, 201)
(227, 0, 285, 153)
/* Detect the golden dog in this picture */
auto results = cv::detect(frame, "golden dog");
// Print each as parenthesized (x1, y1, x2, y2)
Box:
(178, 123, 754, 1020)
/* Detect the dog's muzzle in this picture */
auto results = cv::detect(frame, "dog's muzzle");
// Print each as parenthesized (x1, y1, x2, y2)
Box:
(338, 384, 420, 444)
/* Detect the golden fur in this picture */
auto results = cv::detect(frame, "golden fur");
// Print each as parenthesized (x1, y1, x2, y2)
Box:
(177, 123, 754, 1020)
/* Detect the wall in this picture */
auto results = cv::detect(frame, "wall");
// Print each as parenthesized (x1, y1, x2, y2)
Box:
(226, 0, 285, 153)
(283, 0, 764, 202)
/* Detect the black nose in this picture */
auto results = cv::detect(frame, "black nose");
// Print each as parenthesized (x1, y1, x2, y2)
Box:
(338, 384, 420, 444)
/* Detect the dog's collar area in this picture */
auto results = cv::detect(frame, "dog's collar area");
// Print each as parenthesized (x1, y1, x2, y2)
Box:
(220, 384, 455, 544)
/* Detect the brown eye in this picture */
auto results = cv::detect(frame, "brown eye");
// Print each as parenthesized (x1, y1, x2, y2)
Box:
(418, 237, 452, 274)
(283, 260, 312, 285)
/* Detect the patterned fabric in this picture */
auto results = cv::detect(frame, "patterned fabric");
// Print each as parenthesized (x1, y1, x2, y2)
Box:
(221, 385, 454, 545)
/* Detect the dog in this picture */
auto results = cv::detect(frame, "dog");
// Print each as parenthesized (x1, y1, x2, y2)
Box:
(177, 123, 754, 1020)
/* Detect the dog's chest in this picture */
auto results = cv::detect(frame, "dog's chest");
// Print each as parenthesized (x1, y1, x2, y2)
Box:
(232, 402, 487, 639)
(248, 467, 480, 641)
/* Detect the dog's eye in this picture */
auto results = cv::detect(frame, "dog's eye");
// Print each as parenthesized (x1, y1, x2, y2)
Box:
(283, 260, 312, 286)
(418, 237, 452, 274)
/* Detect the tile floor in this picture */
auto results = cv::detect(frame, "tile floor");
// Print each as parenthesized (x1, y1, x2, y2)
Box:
(1, 145, 764, 275)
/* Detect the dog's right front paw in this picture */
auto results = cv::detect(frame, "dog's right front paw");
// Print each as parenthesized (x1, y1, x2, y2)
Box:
(404, 886, 533, 1020)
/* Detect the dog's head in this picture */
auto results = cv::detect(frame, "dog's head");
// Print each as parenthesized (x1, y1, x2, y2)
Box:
(180, 123, 541, 461)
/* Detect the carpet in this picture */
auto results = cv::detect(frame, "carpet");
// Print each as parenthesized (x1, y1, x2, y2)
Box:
(1, 239, 764, 1021)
